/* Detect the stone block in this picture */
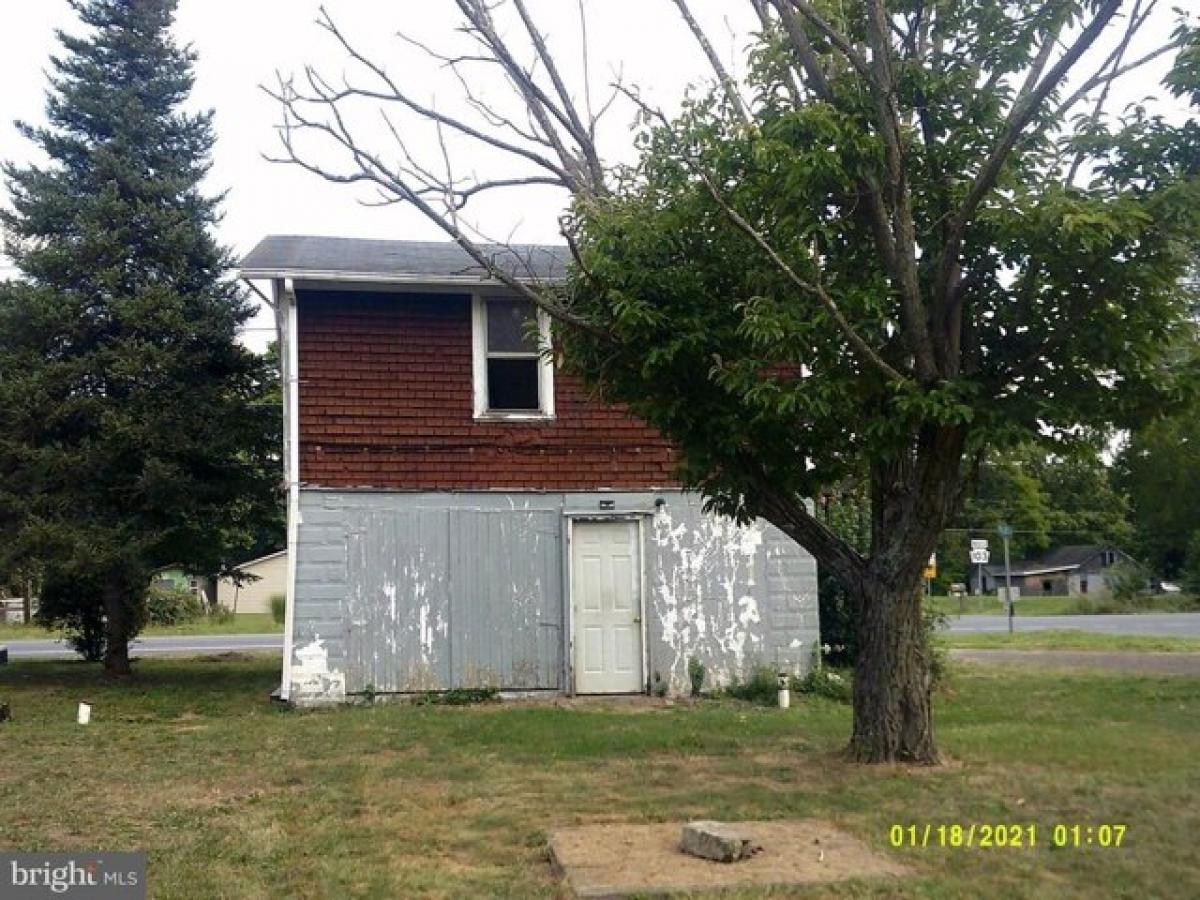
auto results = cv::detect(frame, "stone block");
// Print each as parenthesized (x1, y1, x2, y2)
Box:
(680, 821, 759, 863)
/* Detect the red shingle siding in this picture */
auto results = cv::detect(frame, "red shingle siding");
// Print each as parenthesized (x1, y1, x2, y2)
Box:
(296, 290, 678, 490)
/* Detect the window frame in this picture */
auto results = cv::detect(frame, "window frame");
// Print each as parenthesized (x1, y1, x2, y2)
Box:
(471, 293, 555, 420)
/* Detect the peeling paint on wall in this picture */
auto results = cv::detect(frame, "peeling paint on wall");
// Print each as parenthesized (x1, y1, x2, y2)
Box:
(289, 491, 818, 705)
(291, 636, 346, 704)
(650, 504, 774, 692)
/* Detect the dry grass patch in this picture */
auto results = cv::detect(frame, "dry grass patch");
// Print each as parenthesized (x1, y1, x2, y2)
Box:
(1, 657, 1197, 897)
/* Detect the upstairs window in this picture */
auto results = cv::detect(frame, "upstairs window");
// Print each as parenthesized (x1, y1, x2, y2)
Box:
(472, 295, 554, 418)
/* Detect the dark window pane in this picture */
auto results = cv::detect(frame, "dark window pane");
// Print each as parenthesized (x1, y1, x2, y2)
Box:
(487, 298, 537, 353)
(487, 357, 540, 410)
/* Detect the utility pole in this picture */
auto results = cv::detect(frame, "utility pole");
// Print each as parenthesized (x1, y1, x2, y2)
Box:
(999, 523, 1014, 634)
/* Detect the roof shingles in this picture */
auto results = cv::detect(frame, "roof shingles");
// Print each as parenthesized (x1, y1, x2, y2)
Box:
(239, 235, 567, 283)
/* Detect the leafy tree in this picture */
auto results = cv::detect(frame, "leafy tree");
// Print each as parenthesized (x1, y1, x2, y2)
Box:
(271, 1, 1200, 762)
(1181, 531, 1200, 593)
(937, 442, 1133, 591)
(0, 0, 280, 675)
(1116, 400, 1200, 577)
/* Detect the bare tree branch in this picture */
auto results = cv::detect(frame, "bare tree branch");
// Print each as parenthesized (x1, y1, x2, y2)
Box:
(1066, 0, 1150, 185)
(1055, 29, 1184, 119)
(310, 9, 574, 185)
(510, 0, 607, 186)
(669, 0, 753, 125)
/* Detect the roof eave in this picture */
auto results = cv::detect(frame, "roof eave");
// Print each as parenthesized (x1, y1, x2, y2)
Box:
(237, 267, 564, 286)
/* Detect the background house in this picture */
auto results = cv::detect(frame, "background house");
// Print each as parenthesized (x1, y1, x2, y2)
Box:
(217, 550, 287, 615)
(974, 544, 1139, 596)
(150, 566, 216, 606)
(241, 235, 820, 705)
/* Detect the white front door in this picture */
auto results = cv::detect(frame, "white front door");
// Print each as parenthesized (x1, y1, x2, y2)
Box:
(571, 520, 643, 694)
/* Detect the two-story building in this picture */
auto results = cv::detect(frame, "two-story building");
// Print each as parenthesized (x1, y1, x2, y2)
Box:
(241, 235, 819, 705)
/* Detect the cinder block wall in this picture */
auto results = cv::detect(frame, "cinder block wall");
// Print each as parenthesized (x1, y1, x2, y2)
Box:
(288, 491, 820, 704)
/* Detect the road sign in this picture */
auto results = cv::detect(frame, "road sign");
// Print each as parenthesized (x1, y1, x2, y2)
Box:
(923, 553, 937, 580)
(969, 548, 990, 564)
(970, 539, 989, 551)
(997, 523, 1013, 539)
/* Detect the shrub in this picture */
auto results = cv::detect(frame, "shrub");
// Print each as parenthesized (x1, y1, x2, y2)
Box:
(724, 665, 780, 705)
(686, 656, 706, 697)
(923, 605, 951, 689)
(269, 593, 286, 624)
(412, 687, 499, 706)
(144, 584, 204, 626)
(35, 569, 119, 661)
(207, 605, 235, 624)
(791, 667, 851, 703)
(1181, 532, 1200, 595)
(651, 671, 668, 697)
(1107, 562, 1150, 605)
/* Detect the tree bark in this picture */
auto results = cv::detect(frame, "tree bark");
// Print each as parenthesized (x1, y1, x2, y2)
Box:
(849, 575, 938, 763)
(102, 576, 133, 677)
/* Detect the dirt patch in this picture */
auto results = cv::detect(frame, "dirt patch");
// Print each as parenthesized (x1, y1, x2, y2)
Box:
(548, 819, 908, 897)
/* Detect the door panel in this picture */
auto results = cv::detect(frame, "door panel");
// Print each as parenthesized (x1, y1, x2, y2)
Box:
(572, 520, 643, 693)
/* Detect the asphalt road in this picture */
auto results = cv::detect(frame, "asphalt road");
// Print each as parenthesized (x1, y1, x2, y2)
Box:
(3, 614, 1199, 659)
(944, 612, 1200, 637)
(1, 633, 283, 660)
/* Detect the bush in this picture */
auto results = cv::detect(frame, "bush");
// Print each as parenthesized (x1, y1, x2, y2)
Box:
(144, 584, 204, 626)
(412, 687, 499, 706)
(1181, 532, 1200, 595)
(651, 671, 668, 697)
(724, 665, 780, 705)
(269, 593, 286, 625)
(35, 569, 116, 661)
(207, 605, 235, 624)
(1107, 562, 1150, 605)
(791, 667, 851, 703)
(923, 605, 951, 689)
(687, 656, 706, 697)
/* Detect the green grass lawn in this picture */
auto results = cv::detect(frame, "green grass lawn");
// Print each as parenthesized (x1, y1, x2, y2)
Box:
(0, 613, 281, 642)
(1, 656, 1197, 898)
(940, 629, 1200, 653)
(927, 593, 1200, 617)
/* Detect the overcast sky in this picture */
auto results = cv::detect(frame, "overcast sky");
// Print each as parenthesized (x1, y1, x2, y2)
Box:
(0, 1, 1192, 350)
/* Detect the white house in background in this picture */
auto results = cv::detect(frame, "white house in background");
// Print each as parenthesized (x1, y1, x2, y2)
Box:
(217, 550, 287, 614)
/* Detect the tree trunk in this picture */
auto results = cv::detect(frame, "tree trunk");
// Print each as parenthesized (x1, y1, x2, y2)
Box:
(849, 576, 937, 763)
(102, 577, 133, 677)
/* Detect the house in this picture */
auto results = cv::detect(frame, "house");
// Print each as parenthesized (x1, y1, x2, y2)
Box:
(150, 566, 216, 606)
(974, 544, 1138, 597)
(216, 550, 287, 614)
(239, 235, 819, 705)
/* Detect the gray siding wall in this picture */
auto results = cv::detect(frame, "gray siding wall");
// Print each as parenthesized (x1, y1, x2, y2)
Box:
(289, 490, 818, 703)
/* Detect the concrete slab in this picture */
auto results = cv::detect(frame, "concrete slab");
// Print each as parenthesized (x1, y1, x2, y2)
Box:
(548, 819, 909, 898)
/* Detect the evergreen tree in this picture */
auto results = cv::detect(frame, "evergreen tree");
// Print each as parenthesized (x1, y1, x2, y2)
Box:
(0, 0, 280, 674)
